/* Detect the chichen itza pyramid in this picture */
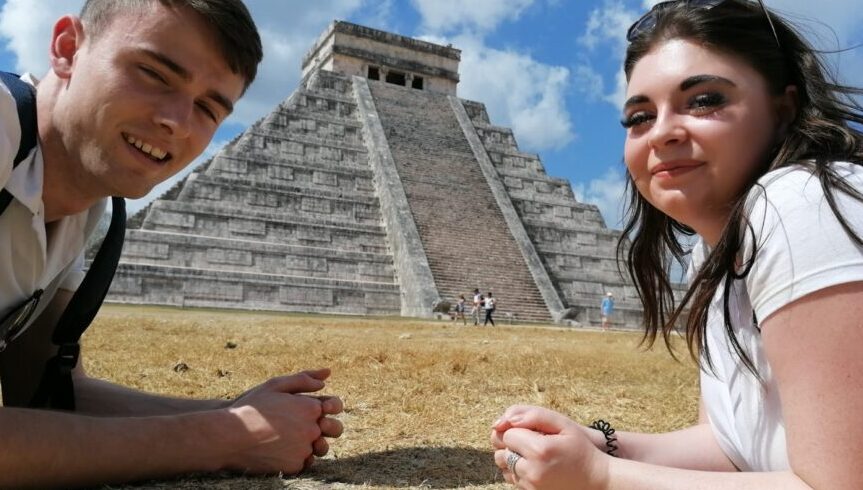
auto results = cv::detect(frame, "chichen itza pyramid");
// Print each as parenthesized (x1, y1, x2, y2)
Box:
(107, 21, 643, 326)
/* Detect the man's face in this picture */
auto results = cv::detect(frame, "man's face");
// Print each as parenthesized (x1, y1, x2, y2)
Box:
(54, 2, 246, 199)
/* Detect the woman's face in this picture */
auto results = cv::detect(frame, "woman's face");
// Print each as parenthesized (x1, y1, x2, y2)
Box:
(622, 38, 783, 242)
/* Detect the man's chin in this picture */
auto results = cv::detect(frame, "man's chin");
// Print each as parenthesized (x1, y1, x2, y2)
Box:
(115, 186, 155, 200)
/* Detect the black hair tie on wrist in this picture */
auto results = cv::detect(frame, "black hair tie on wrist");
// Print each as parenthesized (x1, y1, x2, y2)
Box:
(590, 419, 619, 457)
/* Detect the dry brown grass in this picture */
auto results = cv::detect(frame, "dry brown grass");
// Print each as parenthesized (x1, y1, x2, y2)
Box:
(83, 305, 699, 490)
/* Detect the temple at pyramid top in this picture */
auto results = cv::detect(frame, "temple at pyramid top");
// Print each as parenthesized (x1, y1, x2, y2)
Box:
(301, 21, 461, 95)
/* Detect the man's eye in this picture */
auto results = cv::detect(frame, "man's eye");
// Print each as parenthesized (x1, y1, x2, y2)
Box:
(689, 92, 726, 112)
(620, 112, 654, 129)
(140, 66, 169, 85)
(196, 102, 218, 122)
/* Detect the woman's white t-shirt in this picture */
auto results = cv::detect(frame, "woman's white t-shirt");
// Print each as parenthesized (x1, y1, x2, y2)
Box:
(696, 162, 863, 471)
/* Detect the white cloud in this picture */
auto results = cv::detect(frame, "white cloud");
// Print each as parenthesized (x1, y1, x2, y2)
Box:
(579, 0, 636, 54)
(0, 0, 82, 76)
(576, 0, 640, 110)
(573, 166, 628, 229)
(444, 34, 574, 151)
(572, 64, 605, 101)
(411, 0, 535, 34)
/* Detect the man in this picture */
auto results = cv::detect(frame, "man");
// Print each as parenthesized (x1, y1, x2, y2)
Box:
(601, 291, 615, 331)
(0, 1, 343, 487)
(483, 291, 496, 327)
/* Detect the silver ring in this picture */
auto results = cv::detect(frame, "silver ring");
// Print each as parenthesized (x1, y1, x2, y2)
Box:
(505, 450, 522, 479)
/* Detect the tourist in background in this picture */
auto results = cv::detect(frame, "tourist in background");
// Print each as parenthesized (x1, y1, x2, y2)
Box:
(454, 295, 467, 325)
(0, 1, 342, 486)
(472, 288, 482, 325)
(491, 1, 863, 488)
(483, 292, 496, 326)
(600, 292, 615, 331)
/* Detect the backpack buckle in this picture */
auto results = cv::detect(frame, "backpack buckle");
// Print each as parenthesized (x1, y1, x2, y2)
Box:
(56, 343, 80, 375)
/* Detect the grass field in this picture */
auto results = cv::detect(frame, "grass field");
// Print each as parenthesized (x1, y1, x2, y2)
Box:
(81, 305, 699, 489)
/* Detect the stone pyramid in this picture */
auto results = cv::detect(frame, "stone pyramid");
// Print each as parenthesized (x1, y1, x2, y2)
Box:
(107, 21, 642, 326)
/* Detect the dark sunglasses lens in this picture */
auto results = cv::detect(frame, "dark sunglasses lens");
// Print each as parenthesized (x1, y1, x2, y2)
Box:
(627, 0, 727, 42)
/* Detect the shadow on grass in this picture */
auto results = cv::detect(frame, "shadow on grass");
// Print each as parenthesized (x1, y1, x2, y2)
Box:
(101, 447, 500, 489)
(304, 446, 502, 487)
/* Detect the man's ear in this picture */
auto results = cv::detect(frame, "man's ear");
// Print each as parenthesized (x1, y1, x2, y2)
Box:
(49, 15, 85, 79)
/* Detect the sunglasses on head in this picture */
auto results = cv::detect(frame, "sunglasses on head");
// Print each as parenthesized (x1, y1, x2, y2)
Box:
(626, 0, 781, 47)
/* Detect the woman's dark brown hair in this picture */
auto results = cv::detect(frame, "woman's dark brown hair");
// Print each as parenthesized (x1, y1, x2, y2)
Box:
(618, 0, 863, 375)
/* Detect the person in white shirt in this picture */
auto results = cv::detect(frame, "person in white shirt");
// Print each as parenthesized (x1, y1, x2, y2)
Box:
(0, 1, 342, 487)
(483, 291, 496, 326)
(491, 1, 863, 489)
(472, 288, 482, 325)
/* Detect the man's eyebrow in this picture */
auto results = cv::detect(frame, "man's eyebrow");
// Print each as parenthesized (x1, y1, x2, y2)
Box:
(680, 74, 736, 91)
(141, 49, 235, 115)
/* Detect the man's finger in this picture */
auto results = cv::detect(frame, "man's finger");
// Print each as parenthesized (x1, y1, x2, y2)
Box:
(316, 395, 343, 414)
(303, 368, 331, 381)
(319, 416, 344, 438)
(266, 372, 326, 394)
(312, 437, 329, 457)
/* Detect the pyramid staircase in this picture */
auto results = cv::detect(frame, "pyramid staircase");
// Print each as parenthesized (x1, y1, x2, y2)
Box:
(367, 81, 553, 322)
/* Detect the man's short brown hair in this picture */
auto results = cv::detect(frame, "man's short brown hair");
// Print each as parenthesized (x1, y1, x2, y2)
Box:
(80, 0, 263, 91)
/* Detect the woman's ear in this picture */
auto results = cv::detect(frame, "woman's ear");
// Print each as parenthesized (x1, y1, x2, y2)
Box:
(49, 15, 85, 79)
(774, 85, 799, 135)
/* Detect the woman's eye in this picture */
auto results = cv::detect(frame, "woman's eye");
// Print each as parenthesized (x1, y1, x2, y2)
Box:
(689, 92, 726, 112)
(620, 112, 654, 129)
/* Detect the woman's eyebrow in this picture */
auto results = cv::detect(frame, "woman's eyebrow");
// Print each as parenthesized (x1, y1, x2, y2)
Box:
(623, 94, 649, 109)
(623, 74, 737, 109)
(680, 74, 736, 91)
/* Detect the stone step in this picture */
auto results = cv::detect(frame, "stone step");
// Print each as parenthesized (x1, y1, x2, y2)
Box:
(108, 263, 401, 316)
(230, 134, 369, 169)
(185, 173, 378, 205)
(204, 153, 377, 197)
(249, 126, 366, 153)
(122, 230, 396, 284)
(142, 201, 389, 254)
(177, 174, 381, 223)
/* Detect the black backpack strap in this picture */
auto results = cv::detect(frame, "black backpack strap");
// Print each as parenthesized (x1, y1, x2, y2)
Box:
(0, 71, 37, 215)
(29, 197, 126, 411)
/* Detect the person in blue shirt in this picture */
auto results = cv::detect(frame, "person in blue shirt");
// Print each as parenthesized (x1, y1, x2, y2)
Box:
(600, 292, 615, 331)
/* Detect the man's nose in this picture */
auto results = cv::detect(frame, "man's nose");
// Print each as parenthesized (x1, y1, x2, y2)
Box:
(154, 96, 193, 139)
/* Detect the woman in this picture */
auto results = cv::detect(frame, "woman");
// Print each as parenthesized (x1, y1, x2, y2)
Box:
(491, 1, 863, 488)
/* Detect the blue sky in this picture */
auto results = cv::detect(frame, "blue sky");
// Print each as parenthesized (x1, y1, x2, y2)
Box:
(1, 0, 861, 228)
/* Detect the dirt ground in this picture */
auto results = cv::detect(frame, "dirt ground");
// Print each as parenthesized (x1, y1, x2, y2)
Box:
(78, 305, 699, 489)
